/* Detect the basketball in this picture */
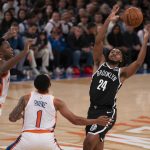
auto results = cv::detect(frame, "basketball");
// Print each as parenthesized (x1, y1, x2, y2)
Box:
(122, 7, 143, 28)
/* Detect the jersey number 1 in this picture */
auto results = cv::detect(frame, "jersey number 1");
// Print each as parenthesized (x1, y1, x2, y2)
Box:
(36, 110, 42, 128)
(97, 79, 108, 91)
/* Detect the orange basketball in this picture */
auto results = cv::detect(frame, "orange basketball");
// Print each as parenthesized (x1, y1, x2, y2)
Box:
(122, 7, 143, 28)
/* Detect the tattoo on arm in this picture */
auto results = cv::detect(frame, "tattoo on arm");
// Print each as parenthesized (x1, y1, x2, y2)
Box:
(9, 96, 25, 122)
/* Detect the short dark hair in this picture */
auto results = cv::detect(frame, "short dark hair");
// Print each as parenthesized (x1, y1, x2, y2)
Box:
(34, 74, 51, 92)
(104, 48, 127, 67)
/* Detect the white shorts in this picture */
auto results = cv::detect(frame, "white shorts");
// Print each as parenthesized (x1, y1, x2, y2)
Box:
(6, 132, 62, 150)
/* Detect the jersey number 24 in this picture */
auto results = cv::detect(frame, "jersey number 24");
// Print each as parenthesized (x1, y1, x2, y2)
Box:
(97, 79, 108, 91)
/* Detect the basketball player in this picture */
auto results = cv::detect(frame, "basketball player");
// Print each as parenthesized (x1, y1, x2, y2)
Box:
(0, 28, 32, 116)
(83, 5, 150, 150)
(6, 74, 112, 150)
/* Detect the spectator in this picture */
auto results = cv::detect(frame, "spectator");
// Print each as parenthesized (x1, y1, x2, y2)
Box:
(44, 12, 61, 36)
(93, 12, 103, 29)
(19, 12, 37, 35)
(137, 23, 150, 71)
(42, 5, 54, 24)
(17, 8, 26, 23)
(58, 0, 67, 14)
(99, 3, 111, 21)
(0, 10, 15, 37)
(8, 22, 25, 78)
(35, 31, 51, 74)
(78, 14, 89, 33)
(61, 11, 73, 38)
(107, 24, 125, 50)
(23, 23, 40, 76)
(17, 0, 28, 11)
(123, 25, 141, 64)
(2, 0, 17, 13)
(67, 26, 93, 74)
(48, 27, 72, 72)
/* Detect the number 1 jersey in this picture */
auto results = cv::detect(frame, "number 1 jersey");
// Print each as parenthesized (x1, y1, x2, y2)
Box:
(22, 91, 56, 131)
(89, 62, 122, 107)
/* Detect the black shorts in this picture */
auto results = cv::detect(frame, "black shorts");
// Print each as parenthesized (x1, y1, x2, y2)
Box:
(85, 105, 117, 141)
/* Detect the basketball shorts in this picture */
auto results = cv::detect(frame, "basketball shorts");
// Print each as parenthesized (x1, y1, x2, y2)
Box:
(85, 105, 117, 142)
(6, 131, 62, 150)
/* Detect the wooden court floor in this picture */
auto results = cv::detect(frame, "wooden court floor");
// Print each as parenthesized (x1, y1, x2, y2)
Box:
(0, 75, 150, 150)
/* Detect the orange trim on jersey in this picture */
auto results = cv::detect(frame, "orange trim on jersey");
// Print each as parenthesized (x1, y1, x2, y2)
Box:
(36, 110, 42, 128)
(23, 129, 54, 133)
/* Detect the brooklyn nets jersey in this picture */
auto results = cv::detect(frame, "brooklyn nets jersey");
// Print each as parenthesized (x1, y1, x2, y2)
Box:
(89, 62, 122, 107)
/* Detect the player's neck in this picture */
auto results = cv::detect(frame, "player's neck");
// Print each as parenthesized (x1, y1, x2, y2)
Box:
(37, 90, 49, 94)
(107, 62, 119, 68)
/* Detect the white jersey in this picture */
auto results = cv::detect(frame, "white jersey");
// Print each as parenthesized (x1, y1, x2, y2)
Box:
(0, 71, 10, 104)
(22, 91, 57, 131)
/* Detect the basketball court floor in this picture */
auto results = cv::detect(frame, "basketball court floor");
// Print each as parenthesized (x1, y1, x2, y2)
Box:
(0, 74, 150, 150)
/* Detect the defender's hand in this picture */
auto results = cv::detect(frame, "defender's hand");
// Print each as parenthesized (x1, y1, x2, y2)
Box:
(97, 116, 112, 126)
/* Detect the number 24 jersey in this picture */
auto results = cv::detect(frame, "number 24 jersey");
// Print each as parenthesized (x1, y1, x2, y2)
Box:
(89, 62, 122, 107)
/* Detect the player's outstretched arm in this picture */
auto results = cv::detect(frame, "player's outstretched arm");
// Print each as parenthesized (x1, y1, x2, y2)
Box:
(0, 40, 32, 75)
(93, 4, 120, 69)
(121, 25, 150, 81)
(54, 98, 111, 126)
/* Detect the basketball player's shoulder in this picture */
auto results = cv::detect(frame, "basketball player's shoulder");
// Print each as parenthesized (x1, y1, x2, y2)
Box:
(22, 93, 31, 104)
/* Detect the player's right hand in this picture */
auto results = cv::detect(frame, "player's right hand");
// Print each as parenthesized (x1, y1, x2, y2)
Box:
(97, 116, 112, 126)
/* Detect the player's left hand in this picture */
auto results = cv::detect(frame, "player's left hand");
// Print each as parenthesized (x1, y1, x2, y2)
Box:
(109, 4, 120, 21)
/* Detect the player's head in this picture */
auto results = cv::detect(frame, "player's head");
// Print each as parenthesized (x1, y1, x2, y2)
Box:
(34, 74, 51, 93)
(0, 38, 13, 60)
(105, 48, 126, 67)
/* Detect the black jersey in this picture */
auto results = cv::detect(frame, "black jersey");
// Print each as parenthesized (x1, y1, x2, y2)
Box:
(89, 62, 122, 107)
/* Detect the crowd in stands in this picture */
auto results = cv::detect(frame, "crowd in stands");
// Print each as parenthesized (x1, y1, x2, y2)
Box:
(0, 0, 150, 80)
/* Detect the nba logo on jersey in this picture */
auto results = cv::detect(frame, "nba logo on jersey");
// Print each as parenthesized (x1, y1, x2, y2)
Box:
(90, 124, 97, 131)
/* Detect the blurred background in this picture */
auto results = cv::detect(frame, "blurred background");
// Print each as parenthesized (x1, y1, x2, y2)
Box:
(0, 0, 150, 81)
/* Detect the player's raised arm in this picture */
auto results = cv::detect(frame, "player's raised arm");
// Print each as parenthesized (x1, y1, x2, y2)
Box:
(121, 25, 150, 81)
(0, 39, 32, 75)
(93, 5, 120, 69)
(54, 98, 111, 126)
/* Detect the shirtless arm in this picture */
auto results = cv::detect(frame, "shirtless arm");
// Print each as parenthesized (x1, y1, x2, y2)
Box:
(93, 5, 120, 72)
(54, 98, 111, 126)
(9, 95, 29, 122)
(121, 25, 150, 82)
